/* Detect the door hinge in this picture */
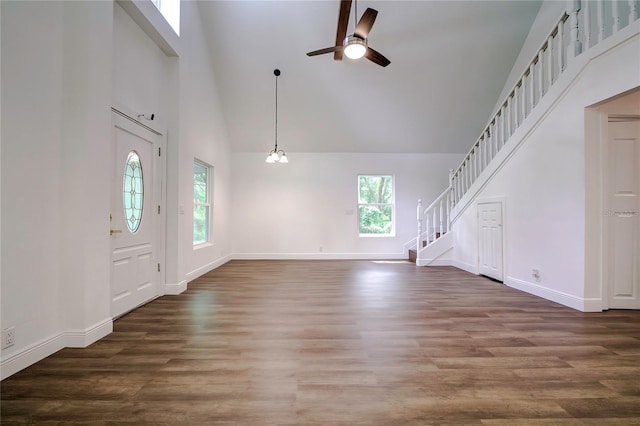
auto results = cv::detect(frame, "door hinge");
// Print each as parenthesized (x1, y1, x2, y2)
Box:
(157, 263, 160, 272)
(158, 205, 161, 214)
(158, 147, 161, 156)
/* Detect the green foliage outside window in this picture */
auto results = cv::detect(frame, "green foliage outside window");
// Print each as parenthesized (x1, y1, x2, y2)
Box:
(193, 162, 210, 245)
(358, 175, 394, 235)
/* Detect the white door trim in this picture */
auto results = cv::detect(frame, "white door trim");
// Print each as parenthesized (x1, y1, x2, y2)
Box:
(110, 108, 167, 314)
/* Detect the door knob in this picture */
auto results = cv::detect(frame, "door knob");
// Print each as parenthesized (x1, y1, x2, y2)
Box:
(110, 229, 122, 235)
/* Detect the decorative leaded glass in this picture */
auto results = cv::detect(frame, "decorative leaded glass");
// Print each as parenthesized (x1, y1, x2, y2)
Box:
(123, 151, 144, 233)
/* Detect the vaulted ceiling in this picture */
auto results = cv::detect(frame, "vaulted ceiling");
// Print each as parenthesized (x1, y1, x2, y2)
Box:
(199, 1, 542, 154)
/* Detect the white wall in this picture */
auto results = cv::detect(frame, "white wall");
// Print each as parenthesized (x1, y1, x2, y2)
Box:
(231, 153, 461, 258)
(1, 0, 66, 361)
(453, 18, 640, 311)
(1, 0, 114, 378)
(1, 0, 233, 378)
(179, 1, 233, 281)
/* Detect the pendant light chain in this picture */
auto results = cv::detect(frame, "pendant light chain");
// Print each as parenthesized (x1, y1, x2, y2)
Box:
(275, 70, 278, 152)
(266, 69, 287, 164)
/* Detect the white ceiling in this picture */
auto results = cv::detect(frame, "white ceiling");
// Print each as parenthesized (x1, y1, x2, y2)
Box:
(199, 1, 542, 154)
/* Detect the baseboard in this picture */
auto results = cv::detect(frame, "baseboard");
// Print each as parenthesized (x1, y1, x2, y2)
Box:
(453, 259, 479, 275)
(164, 280, 187, 295)
(232, 253, 406, 260)
(1, 318, 113, 380)
(1, 334, 65, 380)
(185, 254, 232, 283)
(64, 318, 113, 348)
(505, 276, 602, 312)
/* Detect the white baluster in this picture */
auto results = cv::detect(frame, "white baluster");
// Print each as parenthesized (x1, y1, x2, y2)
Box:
(597, 0, 604, 43)
(519, 76, 527, 121)
(449, 169, 455, 208)
(491, 122, 497, 160)
(463, 161, 468, 194)
(479, 137, 485, 172)
(416, 199, 422, 251)
(612, 0, 620, 34)
(630, 0, 639, 23)
(439, 199, 443, 238)
(537, 53, 544, 99)
(529, 63, 535, 112)
(507, 96, 512, 137)
(485, 131, 490, 166)
(584, 0, 591, 50)
(500, 106, 506, 148)
(547, 35, 554, 86)
(447, 192, 451, 232)
(568, 0, 582, 58)
(472, 145, 477, 178)
(431, 208, 436, 242)
(557, 18, 565, 73)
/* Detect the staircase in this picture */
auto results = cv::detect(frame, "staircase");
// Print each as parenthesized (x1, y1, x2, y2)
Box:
(407, 0, 640, 266)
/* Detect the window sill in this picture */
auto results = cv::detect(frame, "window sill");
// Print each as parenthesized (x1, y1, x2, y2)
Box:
(359, 234, 396, 238)
(193, 242, 213, 250)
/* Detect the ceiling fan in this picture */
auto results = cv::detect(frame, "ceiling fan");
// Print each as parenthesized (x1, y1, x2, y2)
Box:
(306, 0, 390, 67)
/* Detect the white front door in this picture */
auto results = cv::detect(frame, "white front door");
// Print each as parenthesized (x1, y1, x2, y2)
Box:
(110, 112, 162, 318)
(606, 120, 640, 309)
(478, 202, 503, 281)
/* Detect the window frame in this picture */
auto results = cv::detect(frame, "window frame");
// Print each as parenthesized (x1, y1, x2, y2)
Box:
(193, 159, 212, 246)
(357, 174, 396, 237)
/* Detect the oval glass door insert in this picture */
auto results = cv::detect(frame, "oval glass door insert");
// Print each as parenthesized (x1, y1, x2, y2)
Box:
(123, 151, 144, 233)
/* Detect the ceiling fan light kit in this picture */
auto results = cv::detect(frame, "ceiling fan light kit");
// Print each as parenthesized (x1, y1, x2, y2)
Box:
(266, 69, 288, 164)
(343, 35, 367, 59)
(306, 0, 390, 67)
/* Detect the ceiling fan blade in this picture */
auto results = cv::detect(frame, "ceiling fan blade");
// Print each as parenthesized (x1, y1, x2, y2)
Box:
(354, 8, 378, 39)
(334, 0, 352, 60)
(307, 46, 344, 57)
(365, 47, 390, 67)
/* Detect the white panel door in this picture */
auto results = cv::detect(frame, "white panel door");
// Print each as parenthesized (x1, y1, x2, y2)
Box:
(110, 113, 161, 318)
(478, 202, 503, 281)
(607, 121, 640, 309)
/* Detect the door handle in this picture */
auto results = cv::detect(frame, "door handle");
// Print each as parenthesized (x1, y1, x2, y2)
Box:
(110, 229, 122, 235)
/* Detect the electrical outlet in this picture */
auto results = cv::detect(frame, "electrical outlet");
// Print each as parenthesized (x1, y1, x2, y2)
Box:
(2, 327, 15, 349)
(319, 246, 324, 252)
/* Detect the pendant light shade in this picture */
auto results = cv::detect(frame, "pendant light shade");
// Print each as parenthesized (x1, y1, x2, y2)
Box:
(266, 69, 288, 164)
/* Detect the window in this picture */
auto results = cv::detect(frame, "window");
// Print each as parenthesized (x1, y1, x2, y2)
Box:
(193, 160, 212, 245)
(358, 175, 395, 236)
(123, 151, 144, 233)
(151, 0, 180, 35)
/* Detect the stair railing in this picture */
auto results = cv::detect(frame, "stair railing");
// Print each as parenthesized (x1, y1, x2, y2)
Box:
(420, 180, 453, 248)
(413, 0, 639, 257)
(449, 0, 639, 206)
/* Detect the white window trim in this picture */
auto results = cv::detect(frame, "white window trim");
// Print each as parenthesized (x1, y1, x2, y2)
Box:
(193, 159, 212, 247)
(357, 174, 396, 237)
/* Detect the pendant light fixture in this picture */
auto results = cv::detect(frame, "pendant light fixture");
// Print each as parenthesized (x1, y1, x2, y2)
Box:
(266, 69, 288, 164)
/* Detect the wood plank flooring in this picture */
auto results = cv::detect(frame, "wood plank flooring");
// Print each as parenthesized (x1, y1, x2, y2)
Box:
(2, 260, 640, 424)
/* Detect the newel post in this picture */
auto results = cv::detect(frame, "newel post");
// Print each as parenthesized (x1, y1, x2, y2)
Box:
(416, 199, 423, 251)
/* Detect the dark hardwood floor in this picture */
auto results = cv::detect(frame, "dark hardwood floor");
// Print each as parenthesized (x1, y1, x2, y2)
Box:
(2, 260, 640, 424)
